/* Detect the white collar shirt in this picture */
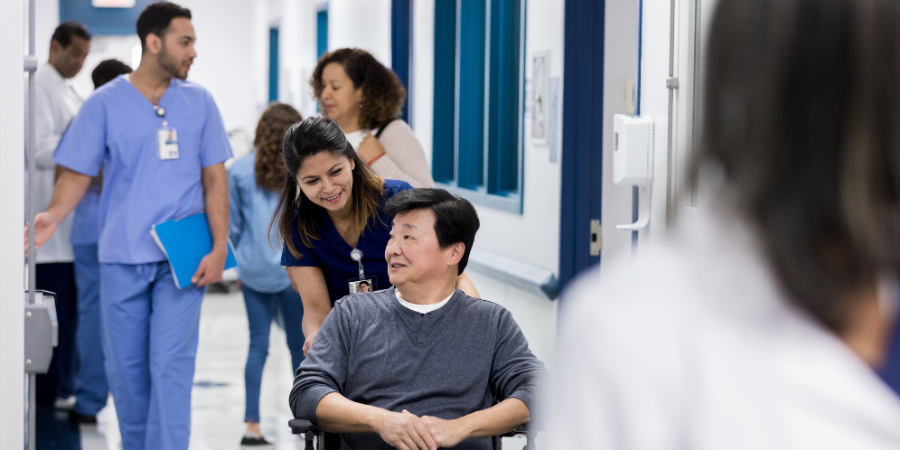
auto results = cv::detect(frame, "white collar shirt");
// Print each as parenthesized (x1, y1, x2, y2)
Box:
(396, 289, 453, 314)
(27, 63, 83, 263)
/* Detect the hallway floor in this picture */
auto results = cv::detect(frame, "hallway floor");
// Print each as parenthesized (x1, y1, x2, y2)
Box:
(40, 289, 300, 450)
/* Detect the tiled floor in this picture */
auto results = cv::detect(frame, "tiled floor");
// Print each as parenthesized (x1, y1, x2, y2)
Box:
(41, 289, 530, 449)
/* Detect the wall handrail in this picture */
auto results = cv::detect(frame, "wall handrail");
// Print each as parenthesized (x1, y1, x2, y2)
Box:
(467, 247, 558, 300)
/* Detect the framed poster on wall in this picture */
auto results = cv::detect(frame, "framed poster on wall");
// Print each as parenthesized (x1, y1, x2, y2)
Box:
(532, 50, 550, 145)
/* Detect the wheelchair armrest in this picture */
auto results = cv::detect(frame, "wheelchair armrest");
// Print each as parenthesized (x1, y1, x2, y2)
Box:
(289, 418, 321, 435)
(501, 421, 534, 437)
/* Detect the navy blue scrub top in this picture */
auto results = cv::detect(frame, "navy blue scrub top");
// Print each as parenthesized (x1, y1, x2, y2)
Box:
(281, 179, 413, 303)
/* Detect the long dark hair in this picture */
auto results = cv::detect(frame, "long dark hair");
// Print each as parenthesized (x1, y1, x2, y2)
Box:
(254, 103, 303, 191)
(310, 48, 406, 130)
(696, 0, 900, 331)
(271, 116, 385, 258)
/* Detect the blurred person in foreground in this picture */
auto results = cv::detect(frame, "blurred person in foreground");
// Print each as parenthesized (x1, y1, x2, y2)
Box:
(550, 0, 900, 448)
(68, 58, 133, 425)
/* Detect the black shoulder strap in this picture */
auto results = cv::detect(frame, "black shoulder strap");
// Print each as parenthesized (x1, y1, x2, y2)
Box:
(374, 119, 396, 139)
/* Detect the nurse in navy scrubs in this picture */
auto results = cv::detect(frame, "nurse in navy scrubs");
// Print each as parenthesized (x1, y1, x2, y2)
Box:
(273, 116, 479, 355)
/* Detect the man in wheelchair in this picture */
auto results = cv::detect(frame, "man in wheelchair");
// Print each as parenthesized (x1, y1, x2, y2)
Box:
(290, 188, 547, 450)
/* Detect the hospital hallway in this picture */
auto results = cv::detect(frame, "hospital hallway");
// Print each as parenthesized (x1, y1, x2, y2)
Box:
(34, 286, 536, 450)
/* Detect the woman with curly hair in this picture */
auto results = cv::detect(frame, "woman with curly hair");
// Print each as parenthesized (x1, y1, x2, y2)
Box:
(311, 48, 435, 188)
(228, 102, 305, 446)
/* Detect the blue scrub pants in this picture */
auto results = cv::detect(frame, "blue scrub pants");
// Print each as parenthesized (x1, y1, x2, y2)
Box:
(242, 285, 305, 423)
(72, 244, 109, 416)
(100, 262, 205, 450)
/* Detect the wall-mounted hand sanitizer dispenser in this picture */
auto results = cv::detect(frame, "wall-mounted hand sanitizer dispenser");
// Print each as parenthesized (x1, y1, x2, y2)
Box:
(613, 114, 653, 186)
(613, 115, 653, 231)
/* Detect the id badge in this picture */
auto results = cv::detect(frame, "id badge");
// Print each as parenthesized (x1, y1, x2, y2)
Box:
(349, 277, 376, 294)
(157, 128, 179, 160)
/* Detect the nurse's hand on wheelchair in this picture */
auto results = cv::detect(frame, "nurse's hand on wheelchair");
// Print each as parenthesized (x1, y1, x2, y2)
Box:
(376, 409, 438, 450)
(23, 211, 60, 255)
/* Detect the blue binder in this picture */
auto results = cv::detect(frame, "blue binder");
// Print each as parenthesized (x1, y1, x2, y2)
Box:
(151, 212, 237, 289)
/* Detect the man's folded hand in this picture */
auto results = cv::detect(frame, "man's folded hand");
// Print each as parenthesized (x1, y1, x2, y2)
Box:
(376, 409, 437, 450)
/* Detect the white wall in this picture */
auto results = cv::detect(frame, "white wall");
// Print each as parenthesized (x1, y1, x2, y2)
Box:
(327, 0, 392, 66)
(1, 0, 25, 446)
(278, 0, 320, 118)
(411, 0, 434, 165)
(600, 0, 640, 264)
(639, 0, 674, 246)
(181, 0, 262, 136)
(35, 0, 58, 64)
(36, 0, 266, 144)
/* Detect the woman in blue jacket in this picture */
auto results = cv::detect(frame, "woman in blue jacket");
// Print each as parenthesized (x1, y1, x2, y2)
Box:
(228, 103, 304, 446)
(272, 117, 479, 357)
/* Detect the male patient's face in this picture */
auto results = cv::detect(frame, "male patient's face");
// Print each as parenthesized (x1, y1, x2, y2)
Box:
(386, 209, 451, 287)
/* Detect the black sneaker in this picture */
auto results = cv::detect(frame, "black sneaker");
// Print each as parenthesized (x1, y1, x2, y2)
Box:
(240, 431, 272, 446)
(68, 410, 97, 424)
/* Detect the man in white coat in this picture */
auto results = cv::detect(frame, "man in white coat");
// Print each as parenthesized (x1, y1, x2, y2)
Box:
(29, 20, 91, 409)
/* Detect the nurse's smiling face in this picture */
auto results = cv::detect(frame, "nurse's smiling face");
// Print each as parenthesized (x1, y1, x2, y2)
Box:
(296, 151, 355, 216)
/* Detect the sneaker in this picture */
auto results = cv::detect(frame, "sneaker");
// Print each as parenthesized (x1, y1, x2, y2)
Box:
(240, 431, 272, 446)
(54, 396, 76, 410)
(68, 410, 98, 424)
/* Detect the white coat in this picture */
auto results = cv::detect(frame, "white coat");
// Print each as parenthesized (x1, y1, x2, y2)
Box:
(549, 202, 900, 449)
(27, 63, 82, 263)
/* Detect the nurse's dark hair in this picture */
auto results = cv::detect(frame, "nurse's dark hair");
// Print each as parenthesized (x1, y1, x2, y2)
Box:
(91, 59, 132, 89)
(384, 189, 480, 275)
(136, 2, 192, 52)
(254, 103, 303, 191)
(51, 22, 91, 48)
(694, 0, 900, 331)
(271, 116, 385, 258)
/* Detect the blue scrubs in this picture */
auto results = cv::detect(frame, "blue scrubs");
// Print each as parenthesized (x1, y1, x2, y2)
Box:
(280, 179, 412, 302)
(55, 76, 232, 450)
(71, 182, 108, 416)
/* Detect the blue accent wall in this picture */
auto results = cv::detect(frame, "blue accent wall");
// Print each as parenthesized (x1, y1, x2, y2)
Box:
(60, 0, 154, 35)
(457, 0, 486, 191)
(317, 9, 329, 59)
(269, 28, 279, 103)
(559, 0, 605, 291)
(431, 0, 456, 184)
(487, 0, 523, 196)
(391, 0, 412, 123)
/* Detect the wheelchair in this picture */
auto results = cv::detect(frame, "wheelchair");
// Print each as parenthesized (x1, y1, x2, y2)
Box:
(288, 418, 537, 450)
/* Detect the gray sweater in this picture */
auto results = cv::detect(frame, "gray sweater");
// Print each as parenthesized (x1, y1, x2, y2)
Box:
(290, 287, 546, 449)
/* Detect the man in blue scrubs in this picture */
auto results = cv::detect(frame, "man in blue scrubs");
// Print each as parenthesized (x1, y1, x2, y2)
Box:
(28, 3, 232, 449)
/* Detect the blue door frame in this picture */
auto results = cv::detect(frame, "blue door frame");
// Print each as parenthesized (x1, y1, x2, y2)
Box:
(559, 0, 605, 293)
(392, 0, 412, 123)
